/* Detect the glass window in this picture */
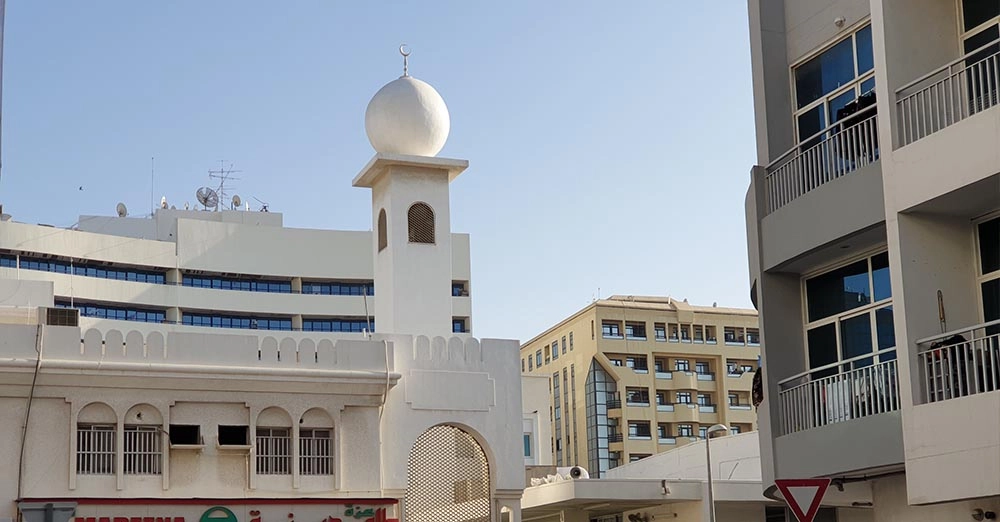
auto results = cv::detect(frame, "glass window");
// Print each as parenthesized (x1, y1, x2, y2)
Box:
(678, 424, 693, 437)
(856, 25, 874, 74)
(523, 434, 532, 457)
(536, 350, 542, 367)
(807, 323, 839, 378)
(731, 426, 742, 435)
(963, 0, 1000, 31)
(795, 37, 856, 109)
(980, 217, 1000, 275)
(602, 322, 621, 337)
(841, 313, 874, 368)
(676, 392, 691, 404)
(551, 341, 559, 360)
(699, 426, 708, 439)
(675, 359, 690, 372)
(562, 336, 567, 354)
(695, 362, 710, 374)
(807, 259, 871, 322)
(569, 332, 574, 350)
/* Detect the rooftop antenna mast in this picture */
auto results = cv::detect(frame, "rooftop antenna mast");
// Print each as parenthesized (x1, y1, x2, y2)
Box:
(208, 160, 241, 208)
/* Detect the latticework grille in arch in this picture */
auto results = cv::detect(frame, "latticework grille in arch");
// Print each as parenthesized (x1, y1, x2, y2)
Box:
(407, 203, 435, 244)
(405, 425, 491, 522)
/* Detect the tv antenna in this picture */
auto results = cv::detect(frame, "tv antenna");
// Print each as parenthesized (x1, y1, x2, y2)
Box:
(252, 196, 269, 212)
(208, 160, 241, 208)
(196, 186, 219, 210)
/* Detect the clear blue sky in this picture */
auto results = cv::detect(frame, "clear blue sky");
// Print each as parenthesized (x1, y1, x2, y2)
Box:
(0, 2, 757, 342)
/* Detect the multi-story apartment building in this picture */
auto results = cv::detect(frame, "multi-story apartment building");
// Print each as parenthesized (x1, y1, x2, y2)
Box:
(520, 296, 759, 478)
(746, 0, 1000, 519)
(0, 207, 473, 337)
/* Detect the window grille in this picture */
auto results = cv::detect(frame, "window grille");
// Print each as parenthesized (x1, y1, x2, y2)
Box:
(407, 203, 435, 244)
(124, 425, 162, 475)
(256, 427, 291, 475)
(300, 429, 333, 475)
(377, 209, 388, 252)
(77, 424, 115, 475)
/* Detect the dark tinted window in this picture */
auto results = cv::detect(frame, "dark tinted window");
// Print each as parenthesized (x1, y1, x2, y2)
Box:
(872, 252, 892, 301)
(807, 324, 838, 378)
(980, 217, 1000, 274)
(218, 425, 249, 446)
(856, 25, 874, 74)
(807, 259, 871, 322)
(795, 37, 855, 108)
(963, 0, 1000, 31)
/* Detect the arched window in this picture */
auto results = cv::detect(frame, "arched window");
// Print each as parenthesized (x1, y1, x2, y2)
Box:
(377, 209, 388, 252)
(407, 203, 435, 244)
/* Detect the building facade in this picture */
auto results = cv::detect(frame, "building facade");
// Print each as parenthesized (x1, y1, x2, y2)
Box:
(746, 0, 1000, 519)
(520, 296, 759, 478)
(0, 62, 524, 522)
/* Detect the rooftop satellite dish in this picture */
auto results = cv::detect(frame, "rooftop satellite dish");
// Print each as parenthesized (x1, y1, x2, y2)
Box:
(232, 194, 242, 209)
(116, 202, 128, 217)
(196, 186, 219, 210)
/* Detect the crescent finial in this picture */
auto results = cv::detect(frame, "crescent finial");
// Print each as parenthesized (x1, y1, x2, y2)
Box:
(399, 44, 411, 77)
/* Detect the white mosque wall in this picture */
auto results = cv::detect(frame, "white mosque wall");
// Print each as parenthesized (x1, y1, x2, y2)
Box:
(377, 333, 524, 498)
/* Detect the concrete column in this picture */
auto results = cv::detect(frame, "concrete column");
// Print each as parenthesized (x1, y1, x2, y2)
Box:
(291, 277, 302, 293)
(292, 314, 303, 331)
(166, 307, 181, 324)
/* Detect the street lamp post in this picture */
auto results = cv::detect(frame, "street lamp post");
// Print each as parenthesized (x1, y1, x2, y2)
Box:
(705, 423, 729, 522)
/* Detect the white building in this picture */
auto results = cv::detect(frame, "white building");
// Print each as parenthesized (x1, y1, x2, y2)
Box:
(521, 431, 878, 522)
(745, 0, 1000, 519)
(0, 59, 524, 522)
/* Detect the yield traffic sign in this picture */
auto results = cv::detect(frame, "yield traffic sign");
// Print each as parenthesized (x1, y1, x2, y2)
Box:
(774, 478, 831, 522)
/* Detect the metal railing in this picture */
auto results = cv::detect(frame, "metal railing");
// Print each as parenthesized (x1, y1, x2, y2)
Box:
(896, 39, 1000, 146)
(608, 432, 623, 443)
(916, 320, 1000, 404)
(764, 105, 879, 215)
(777, 348, 899, 436)
(606, 398, 622, 410)
(256, 429, 292, 475)
(300, 429, 333, 475)
(124, 425, 162, 475)
(77, 424, 115, 475)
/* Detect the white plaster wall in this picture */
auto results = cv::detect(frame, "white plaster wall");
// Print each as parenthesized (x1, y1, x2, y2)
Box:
(606, 432, 762, 482)
(379, 334, 524, 497)
(371, 166, 454, 337)
(872, 474, 1000, 522)
(522, 375, 552, 466)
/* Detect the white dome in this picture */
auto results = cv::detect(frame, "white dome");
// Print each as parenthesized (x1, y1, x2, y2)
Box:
(365, 76, 450, 157)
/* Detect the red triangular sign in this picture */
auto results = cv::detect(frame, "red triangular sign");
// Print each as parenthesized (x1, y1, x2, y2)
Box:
(775, 478, 831, 522)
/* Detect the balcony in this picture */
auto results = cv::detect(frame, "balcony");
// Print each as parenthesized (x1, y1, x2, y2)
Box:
(896, 40, 1000, 147)
(916, 320, 1000, 404)
(606, 398, 622, 410)
(608, 432, 623, 443)
(696, 371, 715, 382)
(777, 349, 900, 435)
(655, 371, 672, 380)
(658, 437, 676, 445)
(698, 404, 716, 413)
(763, 105, 879, 215)
(656, 403, 674, 412)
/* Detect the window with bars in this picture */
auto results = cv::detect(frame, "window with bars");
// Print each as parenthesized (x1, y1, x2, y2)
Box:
(300, 429, 333, 475)
(124, 425, 162, 475)
(407, 203, 435, 244)
(256, 427, 291, 475)
(77, 424, 115, 475)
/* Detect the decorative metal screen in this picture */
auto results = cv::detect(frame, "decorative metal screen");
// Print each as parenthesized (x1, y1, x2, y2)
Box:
(124, 425, 162, 475)
(377, 209, 388, 252)
(407, 203, 435, 244)
(405, 425, 490, 522)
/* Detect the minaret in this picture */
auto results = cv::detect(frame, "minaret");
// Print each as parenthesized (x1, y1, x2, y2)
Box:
(353, 47, 467, 338)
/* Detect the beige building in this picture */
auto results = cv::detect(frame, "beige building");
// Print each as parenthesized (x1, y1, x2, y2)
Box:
(745, 0, 1000, 519)
(520, 296, 759, 478)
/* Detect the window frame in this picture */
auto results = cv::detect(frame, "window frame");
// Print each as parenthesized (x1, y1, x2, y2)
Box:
(801, 248, 896, 376)
(789, 19, 876, 149)
(975, 213, 1000, 325)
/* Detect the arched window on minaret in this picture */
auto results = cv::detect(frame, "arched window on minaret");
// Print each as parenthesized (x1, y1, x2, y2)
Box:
(378, 208, 388, 252)
(408, 203, 435, 244)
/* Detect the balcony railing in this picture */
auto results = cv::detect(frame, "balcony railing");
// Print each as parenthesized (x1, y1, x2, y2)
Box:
(763, 104, 879, 215)
(776, 348, 899, 436)
(608, 432, 623, 443)
(606, 398, 622, 410)
(916, 320, 1000, 404)
(896, 39, 1000, 147)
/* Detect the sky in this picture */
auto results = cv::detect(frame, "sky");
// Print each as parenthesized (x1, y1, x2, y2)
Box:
(0, 2, 758, 342)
